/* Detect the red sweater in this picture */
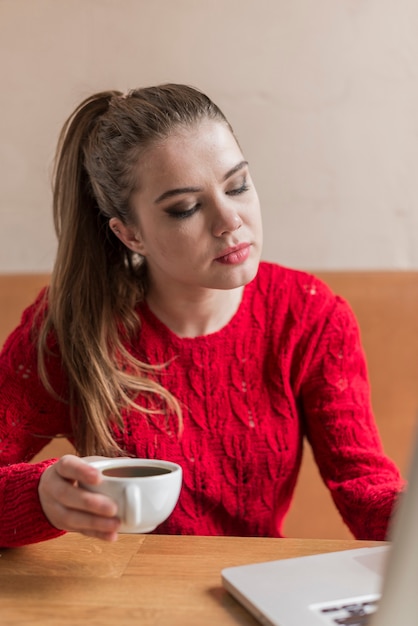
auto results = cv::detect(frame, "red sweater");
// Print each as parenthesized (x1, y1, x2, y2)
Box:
(0, 263, 404, 547)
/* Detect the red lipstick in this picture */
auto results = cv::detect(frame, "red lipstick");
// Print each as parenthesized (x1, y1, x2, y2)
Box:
(215, 243, 251, 265)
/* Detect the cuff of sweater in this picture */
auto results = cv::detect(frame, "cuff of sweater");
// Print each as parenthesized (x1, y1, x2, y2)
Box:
(340, 485, 405, 541)
(1, 459, 66, 548)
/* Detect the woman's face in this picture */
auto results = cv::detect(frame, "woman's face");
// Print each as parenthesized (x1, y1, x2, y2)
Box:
(116, 119, 263, 296)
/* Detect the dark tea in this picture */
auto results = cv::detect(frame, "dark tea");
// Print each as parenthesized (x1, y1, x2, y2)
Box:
(102, 465, 173, 478)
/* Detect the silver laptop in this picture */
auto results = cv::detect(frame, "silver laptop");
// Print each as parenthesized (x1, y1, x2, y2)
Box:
(222, 425, 418, 626)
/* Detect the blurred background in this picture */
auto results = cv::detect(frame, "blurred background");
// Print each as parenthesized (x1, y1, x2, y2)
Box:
(1, 0, 418, 273)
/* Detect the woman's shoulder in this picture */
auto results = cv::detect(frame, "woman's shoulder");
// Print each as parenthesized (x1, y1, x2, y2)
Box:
(1, 287, 50, 355)
(255, 261, 336, 305)
(252, 261, 357, 333)
(17, 286, 49, 329)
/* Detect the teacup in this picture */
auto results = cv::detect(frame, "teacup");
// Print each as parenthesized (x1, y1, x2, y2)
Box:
(81, 457, 182, 533)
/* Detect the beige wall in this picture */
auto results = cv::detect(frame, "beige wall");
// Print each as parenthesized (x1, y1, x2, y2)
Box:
(1, 0, 418, 272)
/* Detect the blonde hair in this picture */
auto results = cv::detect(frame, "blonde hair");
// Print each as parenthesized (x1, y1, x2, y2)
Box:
(38, 84, 230, 456)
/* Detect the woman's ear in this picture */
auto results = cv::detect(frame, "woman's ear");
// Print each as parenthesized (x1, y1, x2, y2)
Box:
(109, 217, 146, 255)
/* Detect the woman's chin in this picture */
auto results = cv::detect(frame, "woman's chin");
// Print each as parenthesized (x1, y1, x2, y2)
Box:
(211, 258, 260, 290)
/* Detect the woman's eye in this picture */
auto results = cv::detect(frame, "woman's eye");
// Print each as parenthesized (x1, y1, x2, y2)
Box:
(166, 204, 200, 220)
(226, 182, 250, 196)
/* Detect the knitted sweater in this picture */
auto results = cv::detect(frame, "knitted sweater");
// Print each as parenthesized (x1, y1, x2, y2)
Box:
(0, 263, 404, 547)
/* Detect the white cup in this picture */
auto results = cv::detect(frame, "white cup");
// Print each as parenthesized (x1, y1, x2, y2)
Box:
(81, 457, 182, 533)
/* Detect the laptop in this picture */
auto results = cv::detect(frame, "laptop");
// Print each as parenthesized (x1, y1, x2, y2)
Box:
(222, 425, 418, 626)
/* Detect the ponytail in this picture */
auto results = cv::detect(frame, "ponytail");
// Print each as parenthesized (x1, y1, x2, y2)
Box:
(38, 91, 182, 456)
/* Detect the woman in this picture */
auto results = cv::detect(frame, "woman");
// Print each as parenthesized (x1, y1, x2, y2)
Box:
(0, 84, 404, 547)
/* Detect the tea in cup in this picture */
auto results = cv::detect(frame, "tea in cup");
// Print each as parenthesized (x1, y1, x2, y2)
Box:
(81, 457, 182, 533)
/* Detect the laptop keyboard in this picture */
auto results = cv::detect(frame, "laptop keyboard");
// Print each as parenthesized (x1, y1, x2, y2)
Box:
(310, 594, 380, 625)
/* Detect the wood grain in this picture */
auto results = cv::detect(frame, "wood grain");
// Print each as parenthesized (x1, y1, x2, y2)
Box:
(0, 534, 381, 626)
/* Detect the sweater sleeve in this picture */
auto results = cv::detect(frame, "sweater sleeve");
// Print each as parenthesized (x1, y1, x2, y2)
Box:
(296, 285, 405, 541)
(0, 294, 71, 547)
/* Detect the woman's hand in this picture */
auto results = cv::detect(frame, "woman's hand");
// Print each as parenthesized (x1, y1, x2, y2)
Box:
(38, 454, 120, 541)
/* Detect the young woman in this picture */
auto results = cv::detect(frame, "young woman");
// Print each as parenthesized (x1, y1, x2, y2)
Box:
(0, 84, 404, 547)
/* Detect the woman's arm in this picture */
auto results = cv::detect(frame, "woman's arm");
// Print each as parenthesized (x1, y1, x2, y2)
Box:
(0, 297, 122, 547)
(0, 460, 64, 547)
(297, 291, 405, 540)
(0, 296, 68, 546)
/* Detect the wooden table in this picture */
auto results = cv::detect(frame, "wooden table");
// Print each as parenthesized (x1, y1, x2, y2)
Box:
(0, 534, 382, 626)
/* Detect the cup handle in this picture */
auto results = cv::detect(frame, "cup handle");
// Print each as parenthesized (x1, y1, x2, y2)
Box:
(124, 484, 141, 527)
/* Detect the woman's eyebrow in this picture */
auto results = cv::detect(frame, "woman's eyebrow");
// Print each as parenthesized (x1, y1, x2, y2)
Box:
(223, 160, 248, 181)
(154, 160, 249, 204)
(155, 186, 202, 204)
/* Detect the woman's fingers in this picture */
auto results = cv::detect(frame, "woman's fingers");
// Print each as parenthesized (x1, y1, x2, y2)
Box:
(50, 501, 120, 534)
(38, 454, 120, 539)
(54, 454, 102, 485)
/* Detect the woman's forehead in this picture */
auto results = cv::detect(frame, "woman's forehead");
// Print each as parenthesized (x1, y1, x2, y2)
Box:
(140, 120, 242, 173)
(130, 121, 245, 201)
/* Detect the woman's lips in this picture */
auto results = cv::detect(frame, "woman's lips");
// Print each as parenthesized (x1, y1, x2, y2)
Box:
(215, 243, 251, 265)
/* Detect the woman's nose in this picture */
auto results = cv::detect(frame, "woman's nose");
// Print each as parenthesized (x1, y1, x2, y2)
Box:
(211, 202, 243, 237)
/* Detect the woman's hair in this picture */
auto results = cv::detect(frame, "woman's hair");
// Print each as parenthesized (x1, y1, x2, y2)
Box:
(38, 84, 231, 456)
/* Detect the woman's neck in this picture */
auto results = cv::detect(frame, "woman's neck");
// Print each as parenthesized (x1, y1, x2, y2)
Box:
(145, 285, 245, 338)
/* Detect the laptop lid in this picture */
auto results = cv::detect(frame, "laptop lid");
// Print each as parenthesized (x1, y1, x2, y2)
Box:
(369, 424, 418, 626)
